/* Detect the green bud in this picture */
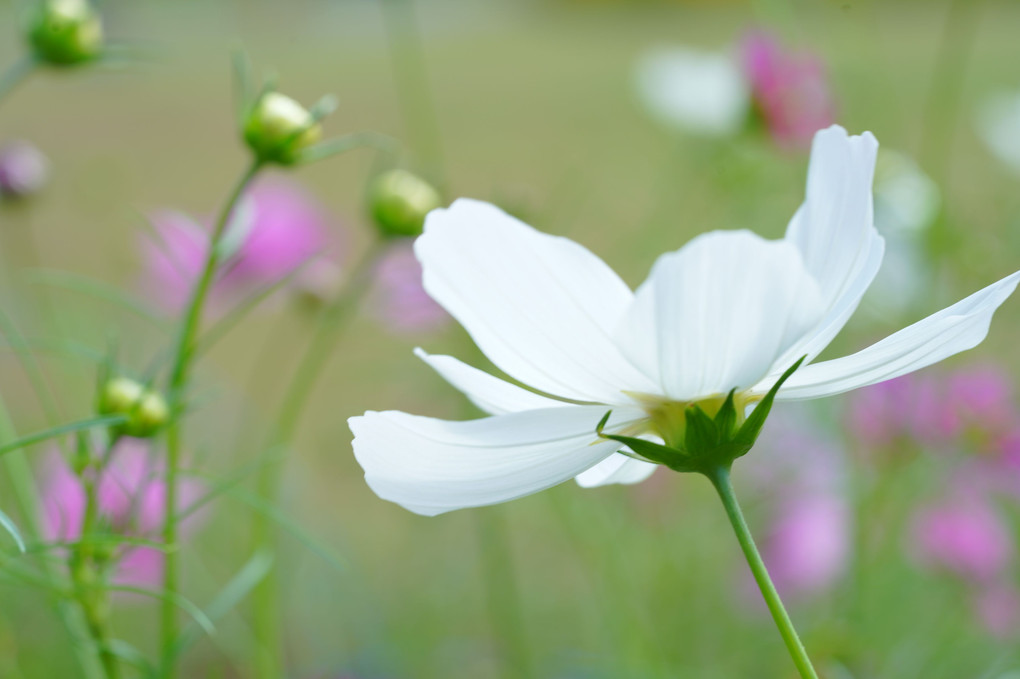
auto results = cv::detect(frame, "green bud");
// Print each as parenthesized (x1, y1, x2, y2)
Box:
(243, 92, 321, 165)
(98, 377, 169, 438)
(26, 0, 103, 67)
(368, 169, 442, 237)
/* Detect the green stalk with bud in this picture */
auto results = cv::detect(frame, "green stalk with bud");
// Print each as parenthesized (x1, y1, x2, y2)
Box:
(248, 165, 441, 679)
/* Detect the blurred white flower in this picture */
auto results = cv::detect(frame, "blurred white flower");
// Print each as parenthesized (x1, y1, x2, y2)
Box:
(977, 92, 1020, 175)
(866, 149, 941, 316)
(350, 126, 1019, 516)
(636, 47, 749, 136)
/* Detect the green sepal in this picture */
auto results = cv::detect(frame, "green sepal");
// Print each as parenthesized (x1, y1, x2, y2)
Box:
(715, 389, 738, 440)
(684, 404, 719, 452)
(595, 411, 692, 471)
(732, 356, 806, 453)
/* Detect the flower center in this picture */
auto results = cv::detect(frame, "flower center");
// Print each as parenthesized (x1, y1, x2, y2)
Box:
(640, 392, 759, 449)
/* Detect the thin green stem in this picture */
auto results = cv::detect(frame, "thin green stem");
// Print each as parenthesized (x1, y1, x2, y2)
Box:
(0, 395, 106, 679)
(474, 508, 532, 679)
(380, 0, 446, 188)
(159, 159, 263, 676)
(69, 449, 121, 679)
(0, 56, 35, 106)
(705, 466, 819, 679)
(250, 240, 382, 679)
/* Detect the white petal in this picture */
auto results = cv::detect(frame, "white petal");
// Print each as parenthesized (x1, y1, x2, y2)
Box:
(575, 452, 658, 488)
(416, 199, 657, 404)
(616, 230, 825, 401)
(780, 126, 886, 364)
(349, 406, 646, 516)
(775, 271, 1020, 400)
(636, 48, 749, 136)
(414, 348, 567, 415)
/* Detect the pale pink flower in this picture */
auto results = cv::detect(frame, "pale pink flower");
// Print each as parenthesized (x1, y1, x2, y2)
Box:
(946, 365, 1014, 433)
(973, 582, 1020, 638)
(763, 494, 851, 598)
(741, 31, 835, 148)
(846, 374, 958, 450)
(142, 177, 338, 311)
(0, 140, 49, 199)
(742, 410, 851, 599)
(369, 241, 448, 333)
(41, 441, 203, 589)
(911, 495, 1013, 583)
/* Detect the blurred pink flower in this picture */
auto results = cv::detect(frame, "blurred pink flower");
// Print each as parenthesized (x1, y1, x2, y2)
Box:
(0, 140, 49, 200)
(847, 374, 959, 450)
(911, 495, 1013, 583)
(41, 441, 203, 589)
(740, 409, 852, 600)
(142, 177, 339, 312)
(369, 241, 448, 333)
(973, 582, 1020, 638)
(763, 494, 851, 598)
(741, 31, 835, 148)
(946, 365, 1014, 433)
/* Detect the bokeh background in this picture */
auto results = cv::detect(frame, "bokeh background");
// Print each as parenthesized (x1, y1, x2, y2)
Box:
(2, 0, 1020, 677)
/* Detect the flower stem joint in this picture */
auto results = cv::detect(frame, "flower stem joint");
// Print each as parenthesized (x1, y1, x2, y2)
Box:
(98, 377, 170, 439)
(243, 91, 329, 166)
(597, 357, 805, 475)
(25, 0, 103, 67)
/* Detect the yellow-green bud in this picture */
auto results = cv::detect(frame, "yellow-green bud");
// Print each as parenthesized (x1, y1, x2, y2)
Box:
(368, 169, 442, 237)
(243, 92, 321, 165)
(98, 377, 169, 438)
(26, 0, 103, 67)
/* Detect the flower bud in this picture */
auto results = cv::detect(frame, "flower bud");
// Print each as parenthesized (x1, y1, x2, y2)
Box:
(25, 0, 103, 67)
(243, 92, 321, 165)
(368, 169, 442, 237)
(0, 141, 49, 200)
(98, 377, 169, 438)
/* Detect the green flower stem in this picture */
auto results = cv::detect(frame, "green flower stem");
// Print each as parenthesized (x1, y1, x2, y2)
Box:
(250, 240, 383, 679)
(380, 0, 445, 187)
(0, 395, 106, 679)
(474, 508, 532, 679)
(0, 56, 35, 106)
(705, 466, 819, 679)
(69, 458, 120, 679)
(159, 159, 263, 675)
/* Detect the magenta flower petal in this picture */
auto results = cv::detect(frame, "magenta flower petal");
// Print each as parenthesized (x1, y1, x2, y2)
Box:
(741, 31, 835, 148)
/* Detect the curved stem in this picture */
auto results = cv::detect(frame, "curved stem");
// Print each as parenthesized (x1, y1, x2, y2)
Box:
(705, 466, 819, 679)
(0, 56, 35, 107)
(250, 240, 382, 679)
(159, 159, 263, 675)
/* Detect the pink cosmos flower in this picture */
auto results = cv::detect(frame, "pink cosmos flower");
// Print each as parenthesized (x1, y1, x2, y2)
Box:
(741, 31, 835, 148)
(911, 494, 1013, 583)
(369, 241, 448, 333)
(41, 440, 203, 589)
(763, 494, 851, 598)
(142, 177, 338, 312)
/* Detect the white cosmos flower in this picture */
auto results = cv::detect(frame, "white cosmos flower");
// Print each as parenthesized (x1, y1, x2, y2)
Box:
(636, 47, 749, 136)
(349, 125, 1020, 516)
(977, 92, 1020, 175)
